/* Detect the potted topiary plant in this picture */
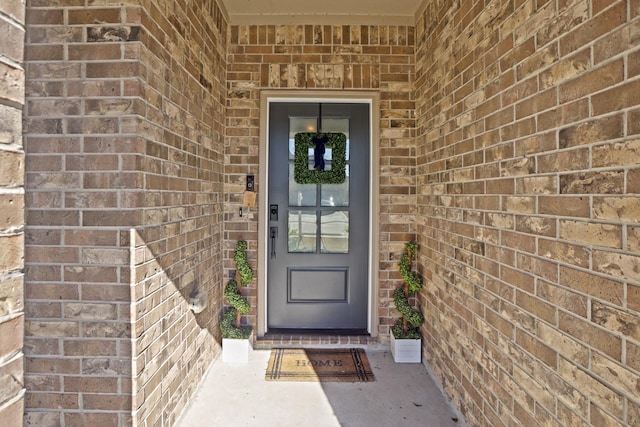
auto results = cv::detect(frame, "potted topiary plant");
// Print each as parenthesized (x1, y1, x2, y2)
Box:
(221, 240, 253, 362)
(390, 241, 424, 363)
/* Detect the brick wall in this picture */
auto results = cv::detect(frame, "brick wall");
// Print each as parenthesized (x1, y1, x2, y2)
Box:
(20, 0, 640, 426)
(130, 1, 227, 426)
(415, 1, 640, 426)
(23, 0, 226, 425)
(226, 24, 416, 337)
(0, 1, 25, 426)
(24, 2, 140, 425)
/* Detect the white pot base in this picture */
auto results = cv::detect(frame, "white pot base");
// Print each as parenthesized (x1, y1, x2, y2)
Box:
(222, 335, 253, 363)
(390, 333, 422, 363)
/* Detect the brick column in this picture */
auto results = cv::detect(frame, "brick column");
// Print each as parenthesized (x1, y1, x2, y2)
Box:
(23, 4, 140, 425)
(0, 1, 26, 426)
(23, 1, 227, 425)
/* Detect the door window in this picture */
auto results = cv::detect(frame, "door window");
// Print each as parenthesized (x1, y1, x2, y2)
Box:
(287, 117, 350, 254)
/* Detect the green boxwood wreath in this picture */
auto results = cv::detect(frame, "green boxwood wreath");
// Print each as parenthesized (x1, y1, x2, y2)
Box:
(294, 132, 347, 184)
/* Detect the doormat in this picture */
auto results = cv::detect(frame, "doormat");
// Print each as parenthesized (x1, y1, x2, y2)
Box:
(265, 348, 375, 382)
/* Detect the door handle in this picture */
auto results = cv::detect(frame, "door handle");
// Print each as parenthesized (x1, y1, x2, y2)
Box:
(270, 227, 278, 259)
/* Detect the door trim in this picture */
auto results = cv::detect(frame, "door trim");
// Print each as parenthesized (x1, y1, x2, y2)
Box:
(257, 90, 380, 338)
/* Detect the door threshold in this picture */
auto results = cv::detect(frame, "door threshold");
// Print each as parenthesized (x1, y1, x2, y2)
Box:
(255, 330, 380, 350)
(267, 328, 369, 336)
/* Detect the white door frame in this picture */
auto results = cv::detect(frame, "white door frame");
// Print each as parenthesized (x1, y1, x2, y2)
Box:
(257, 90, 380, 338)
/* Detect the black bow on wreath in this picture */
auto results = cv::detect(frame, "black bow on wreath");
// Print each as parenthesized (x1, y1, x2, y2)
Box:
(312, 134, 328, 170)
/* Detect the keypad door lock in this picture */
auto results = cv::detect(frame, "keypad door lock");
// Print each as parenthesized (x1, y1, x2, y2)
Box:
(270, 204, 278, 221)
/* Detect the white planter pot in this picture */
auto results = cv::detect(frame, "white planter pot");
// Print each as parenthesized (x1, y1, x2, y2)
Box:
(390, 333, 422, 363)
(222, 335, 253, 363)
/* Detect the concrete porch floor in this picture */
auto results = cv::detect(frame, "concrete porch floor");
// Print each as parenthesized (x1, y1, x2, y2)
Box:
(176, 346, 467, 427)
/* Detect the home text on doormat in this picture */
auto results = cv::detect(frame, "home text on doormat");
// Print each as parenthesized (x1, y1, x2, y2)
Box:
(265, 348, 375, 382)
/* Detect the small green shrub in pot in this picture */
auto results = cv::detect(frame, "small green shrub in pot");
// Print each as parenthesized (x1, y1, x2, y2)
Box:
(392, 241, 424, 339)
(220, 240, 253, 339)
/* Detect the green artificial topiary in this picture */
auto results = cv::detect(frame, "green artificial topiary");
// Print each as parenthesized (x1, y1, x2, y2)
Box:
(221, 240, 253, 339)
(234, 241, 253, 286)
(392, 241, 424, 340)
(224, 279, 250, 315)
